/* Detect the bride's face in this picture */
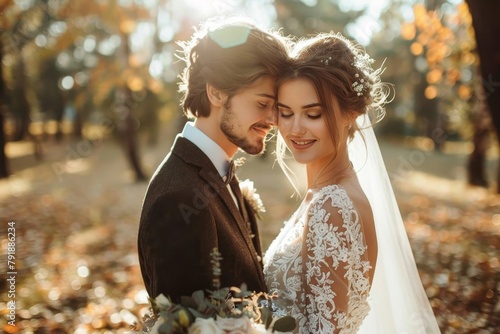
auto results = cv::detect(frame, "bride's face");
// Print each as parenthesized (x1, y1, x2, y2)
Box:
(277, 78, 341, 165)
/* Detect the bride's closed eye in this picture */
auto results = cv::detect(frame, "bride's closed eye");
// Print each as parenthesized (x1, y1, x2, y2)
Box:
(279, 112, 294, 118)
(278, 107, 293, 118)
(278, 110, 322, 119)
(307, 113, 322, 119)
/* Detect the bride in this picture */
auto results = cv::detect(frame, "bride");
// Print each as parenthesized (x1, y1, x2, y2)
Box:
(263, 32, 441, 333)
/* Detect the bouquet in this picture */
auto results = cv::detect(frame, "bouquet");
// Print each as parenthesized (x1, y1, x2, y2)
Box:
(127, 249, 295, 334)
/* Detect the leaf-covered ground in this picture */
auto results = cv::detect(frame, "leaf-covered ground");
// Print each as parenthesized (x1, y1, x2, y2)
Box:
(1, 132, 498, 333)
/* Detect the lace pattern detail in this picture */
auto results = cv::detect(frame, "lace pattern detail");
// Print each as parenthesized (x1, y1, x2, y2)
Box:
(263, 185, 371, 333)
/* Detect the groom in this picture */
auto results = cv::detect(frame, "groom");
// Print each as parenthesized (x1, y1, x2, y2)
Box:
(137, 19, 290, 302)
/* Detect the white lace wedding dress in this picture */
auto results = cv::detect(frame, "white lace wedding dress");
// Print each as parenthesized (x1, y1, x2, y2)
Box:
(264, 115, 441, 334)
(264, 184, 372, 334)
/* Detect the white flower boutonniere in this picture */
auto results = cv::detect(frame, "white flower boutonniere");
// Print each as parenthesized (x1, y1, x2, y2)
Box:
(239, 179, 266, 219)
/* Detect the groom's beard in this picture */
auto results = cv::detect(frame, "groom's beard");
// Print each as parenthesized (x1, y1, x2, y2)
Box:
(220, 107, 270, 156)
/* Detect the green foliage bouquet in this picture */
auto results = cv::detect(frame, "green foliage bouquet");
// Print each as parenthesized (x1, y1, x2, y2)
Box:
(127, 249, 295, 334)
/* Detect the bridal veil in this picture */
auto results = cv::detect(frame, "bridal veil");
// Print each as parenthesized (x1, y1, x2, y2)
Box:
(350, 114, 441, 333)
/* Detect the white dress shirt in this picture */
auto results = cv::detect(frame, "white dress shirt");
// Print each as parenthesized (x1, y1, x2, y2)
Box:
(181, 122, 239, 207)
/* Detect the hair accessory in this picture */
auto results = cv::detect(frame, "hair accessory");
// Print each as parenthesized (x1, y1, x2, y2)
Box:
(352, 75, 370, 96)
(352, 73, 371, 96)
(350, 52, 375, 96)
(319, 46, 375, 96)
(320, 56, 332, 65)
(313, 32, 391, 118)
(352, 52, 375, 75)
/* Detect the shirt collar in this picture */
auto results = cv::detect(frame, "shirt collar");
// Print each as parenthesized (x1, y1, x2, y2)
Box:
(181, 121, 231, 177)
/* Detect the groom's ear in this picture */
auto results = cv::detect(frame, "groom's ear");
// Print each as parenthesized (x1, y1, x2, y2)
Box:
(206, 83, 227, 107)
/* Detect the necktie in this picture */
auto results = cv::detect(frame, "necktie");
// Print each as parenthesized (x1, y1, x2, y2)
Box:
(230, 176, 249, 226)
(229, 173, 258, 257)
(224, 160, 236, 185)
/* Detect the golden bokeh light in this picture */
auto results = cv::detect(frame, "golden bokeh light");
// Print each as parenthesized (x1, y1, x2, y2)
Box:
(417, 33, 430, 45)
(446, 68, 461, 84)
(426, 69, 443, 84)
(411, 42, 424, 56)
(119, 20, 136, 34)
(458, 85, 471, 100)
(127, 76, 144, 92)
(462, 53, 476, 65)
(401, 23, 416, 40)
(425, 85, 438, 99)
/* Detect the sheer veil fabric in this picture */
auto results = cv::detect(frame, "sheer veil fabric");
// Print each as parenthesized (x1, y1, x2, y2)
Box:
(351, 114, 440, 333)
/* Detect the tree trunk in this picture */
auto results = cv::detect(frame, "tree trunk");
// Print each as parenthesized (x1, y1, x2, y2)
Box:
(11, 58, 30, 142)
(119, 31, 147, 181)
(0, 40, 9, 178)
(116, 86, 147, 181)
(73, 107, 83, 139)
(468, 73, 493, 187)
(123, 93, 147, 181)
(0, 110, 9, 178)
(466, 0, 500, 193)
(468, 110, 490, 187)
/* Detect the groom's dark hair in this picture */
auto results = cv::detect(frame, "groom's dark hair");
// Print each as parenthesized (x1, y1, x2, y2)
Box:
(177, 17, 290, 118)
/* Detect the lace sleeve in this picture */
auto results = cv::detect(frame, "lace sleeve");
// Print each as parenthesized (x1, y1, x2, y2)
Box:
(301, 186, 372, 333)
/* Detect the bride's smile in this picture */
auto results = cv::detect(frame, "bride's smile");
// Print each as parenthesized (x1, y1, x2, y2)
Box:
(277, 78, 338, 166)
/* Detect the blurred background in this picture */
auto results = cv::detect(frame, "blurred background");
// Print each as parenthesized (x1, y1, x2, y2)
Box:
(0, 0, 499, 333)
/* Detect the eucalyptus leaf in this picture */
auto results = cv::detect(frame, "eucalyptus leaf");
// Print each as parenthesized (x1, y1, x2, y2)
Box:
(180, 296, 197, 309)
(158, 322, 172, 333)
(188, 308, 204, 318)
(192, 290, 205, 306)
(210, 288, 230, 301)
(272, 316, 297, 332)
(261, 306, 273, 329)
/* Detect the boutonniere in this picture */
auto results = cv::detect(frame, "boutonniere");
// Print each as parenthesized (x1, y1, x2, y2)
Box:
(239, 179, 266, 219)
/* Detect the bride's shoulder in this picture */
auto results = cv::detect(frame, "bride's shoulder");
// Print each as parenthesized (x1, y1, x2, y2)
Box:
(307, 183, 372, 218)
(308, 184, 354, 209)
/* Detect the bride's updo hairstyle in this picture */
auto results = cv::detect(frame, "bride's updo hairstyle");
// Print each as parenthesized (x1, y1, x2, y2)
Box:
(283, 32, 391, 138)
(276, 32, 392, 191)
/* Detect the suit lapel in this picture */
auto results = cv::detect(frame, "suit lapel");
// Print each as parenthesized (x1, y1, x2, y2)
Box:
(198, 167, 266, 285)
(172, 137, 265, 286)
(227, 175, 265, 284)
(198, 168, 244, 228)
(240, 193, 265, 284)
(234, 180, 250, 224)
(244, 199, 263, 258)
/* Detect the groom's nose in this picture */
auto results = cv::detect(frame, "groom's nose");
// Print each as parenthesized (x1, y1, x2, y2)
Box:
(265, 107, 277, 127)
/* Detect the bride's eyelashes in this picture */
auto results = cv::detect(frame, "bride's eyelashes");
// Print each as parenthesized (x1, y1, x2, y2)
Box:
(278, 109, 322, 119)
(307, 113, 322, 119)
(279, 110, 293, 118)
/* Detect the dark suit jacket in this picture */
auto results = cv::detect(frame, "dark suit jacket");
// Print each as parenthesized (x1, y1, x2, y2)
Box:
(138, 136, 267, 302)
